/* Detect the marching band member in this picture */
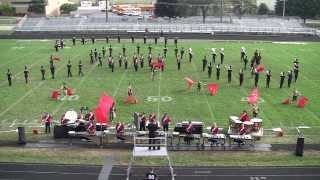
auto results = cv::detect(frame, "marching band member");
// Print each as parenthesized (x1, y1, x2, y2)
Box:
(139, 112, 147, 131)
(241, 47, 246, 62)
(161, 113, 171, 132)
(116, 121, 125, 140)
(211, 48, 216, 64)
(239, 110, 250, 122)
(188, 48, 193, 62)
(41, 112, 52, 134)
(252, 104, 259, 118)
(185, 121, 194, 145)
(211, 123, 220, 135)
(87, 118, 95, 134)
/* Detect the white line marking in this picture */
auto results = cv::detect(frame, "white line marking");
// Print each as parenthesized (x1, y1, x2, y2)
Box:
(52, 63, 98, 116)
(0, 52, 70, 118)
(190, 60, 216, 121)
(157, 72, 162, 121)
(0, 82, 44, 117)
(0, 170, 97, 176)
(112, 70, 127, 98)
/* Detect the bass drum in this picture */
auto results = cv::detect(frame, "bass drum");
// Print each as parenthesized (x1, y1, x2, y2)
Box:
(53, 125, 69, 138)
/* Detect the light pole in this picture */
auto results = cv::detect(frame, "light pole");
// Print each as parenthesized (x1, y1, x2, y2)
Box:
(282, 0, 286, 19)
(106, 0, 108, 22)
(220, 0, 223, 23)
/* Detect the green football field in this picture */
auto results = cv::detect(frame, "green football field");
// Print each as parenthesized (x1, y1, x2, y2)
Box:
(0, 39, 319, 138)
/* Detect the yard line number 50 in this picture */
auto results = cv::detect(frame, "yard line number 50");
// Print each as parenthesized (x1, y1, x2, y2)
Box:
(146, 96, 172, 102)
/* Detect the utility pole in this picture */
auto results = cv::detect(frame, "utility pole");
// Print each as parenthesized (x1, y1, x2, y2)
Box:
(106, 0, 108, 22)
(220, 0, 223, 23)
(282, 0, 286, 19)
(240, 0, 243, 19)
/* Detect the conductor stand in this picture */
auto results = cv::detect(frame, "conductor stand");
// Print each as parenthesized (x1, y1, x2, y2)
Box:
(126, 134, 175, 180)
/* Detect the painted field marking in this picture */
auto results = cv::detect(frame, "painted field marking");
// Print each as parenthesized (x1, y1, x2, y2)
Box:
(240, 97, 265, 103)
(0, 81, 45, 117)
(59, 95, 80, 101)
(11, 47, 25, 50)
(52, 63, 98, 116)
(190, 59, 216, 121)
(112, 69, 128, 98)
(0, 51, 74, 118)
(146, 96, 172, 102)
(157, 72, 162, 120)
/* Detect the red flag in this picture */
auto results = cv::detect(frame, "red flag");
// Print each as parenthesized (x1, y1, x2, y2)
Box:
(282, 98, 291, 105)
(52, 55, 61, 61)
(67, 88, 73, 96)
(247, 88, 259, 104)
(256, 64, 265, 73)
(152, 61, 164, 69)
(298, 96, 308, 108)
(184, 77, 194, 90)
(51, 90, 60, 100)
(95, 93, 114, 124)
(208, 83, 219, 96)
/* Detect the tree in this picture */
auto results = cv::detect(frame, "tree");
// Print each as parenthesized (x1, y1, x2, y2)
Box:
(154, 0, 179, 20)
(274, 0, 284, 16)
(28, 0, 46, 14)
(275, 0, 320, 23)
(0, 3, 15, 16)
(257, 3, 269, 15)
(60, 3, 78, 14)
(197, 0, 212, 24)
(233, 0, 257, 19)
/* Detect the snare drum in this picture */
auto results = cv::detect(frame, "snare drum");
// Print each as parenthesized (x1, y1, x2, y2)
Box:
(229, 116, 242, 129)
(251, 118, 262, 132)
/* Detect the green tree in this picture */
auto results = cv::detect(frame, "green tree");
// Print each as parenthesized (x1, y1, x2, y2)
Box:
(60, 3, 78, 14)
(0, 3, 15, 16)
(257, 3, 269, 15)
(232, 0, 257, 19)
(154, 0, 179, 20)
(275, 0, 320, 23)
(274, 0, 284, 16)
(28, 0, 46, 14)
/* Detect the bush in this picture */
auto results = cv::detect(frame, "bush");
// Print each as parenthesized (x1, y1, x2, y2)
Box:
(257, 3, 269, 15)
(0, 3, 15, 16)
(60, 3, 78, 14)
(28, 0, 45, 14)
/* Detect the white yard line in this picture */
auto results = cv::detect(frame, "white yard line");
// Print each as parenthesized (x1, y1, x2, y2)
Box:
(0, 46, 42, 69)
(282, 88, 320, 121)
(112, 70, 128, 98)
(157, 72, 162, 121)
(52, 63, 98, 116)
(0, 53, 72, 118)
(190, 60, 216, 121)
(0, 82, 44, 117)
(0, 49, 49, 86)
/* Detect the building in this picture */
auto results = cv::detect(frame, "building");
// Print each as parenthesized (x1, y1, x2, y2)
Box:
(1, 0, 33, 14)
(46, 0, 75, 16)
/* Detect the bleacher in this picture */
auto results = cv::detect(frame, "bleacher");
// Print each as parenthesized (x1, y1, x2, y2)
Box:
(13, 14, 318, 36)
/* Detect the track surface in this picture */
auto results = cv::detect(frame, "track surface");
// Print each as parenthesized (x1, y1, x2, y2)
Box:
(0, 163, 319, 180)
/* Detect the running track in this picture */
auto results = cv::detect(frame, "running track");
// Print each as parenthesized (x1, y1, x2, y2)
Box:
(0, 163, 320, 180)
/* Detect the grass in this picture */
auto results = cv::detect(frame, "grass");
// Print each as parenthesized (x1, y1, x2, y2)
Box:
(0, 147, 319, 166)
(0, 39, 320, 144)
